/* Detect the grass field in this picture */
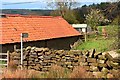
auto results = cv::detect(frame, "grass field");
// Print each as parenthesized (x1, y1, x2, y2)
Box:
(76, 25, 117, 52)
(76, 36, 114, 52)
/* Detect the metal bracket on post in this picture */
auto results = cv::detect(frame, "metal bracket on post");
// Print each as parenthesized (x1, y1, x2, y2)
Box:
(20, 33, 28, 70)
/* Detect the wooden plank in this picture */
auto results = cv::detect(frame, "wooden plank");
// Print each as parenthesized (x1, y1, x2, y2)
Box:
(0, 52, 9, 68)
(0, 53, 7, 55)
(0, 59, 7, 61)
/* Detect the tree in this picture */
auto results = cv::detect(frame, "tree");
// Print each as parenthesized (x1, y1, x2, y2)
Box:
(48, 0, 79, 24)
(85, 9, 108, 31)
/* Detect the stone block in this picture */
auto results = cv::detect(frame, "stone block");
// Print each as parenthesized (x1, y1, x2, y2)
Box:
(40, 62, 48, 66)
(87, 58, 97, 63)
(79, 57, 86, 62)
(98, 55, 106, 60)
(28, 61, 34, 64)
(101, 67, 109, 75)
(93, 72, 105, 78)
(107, 73, 114, 78)
(35, 59, 39, 62)
(55, 50, 64, 55)
(109, 69, 119, 74)
(65, 62, 72, 65)
(42, 68, 48, 71)
(23, 61, 28, 65)
(45, 51, 51, 55)
(110, 62, 119, 67)
(113, 66, 120, 69)
(105, 53, 113, 61)
(113, 58, 120, 63)
(97, 60, 105, 64)
(43, 65, 51, 68)
(28, 58, 35, 61)
(44, 56, 51, 60)
(90, 66, 99, 72)
(106, 60, 119, 68)
(38, 52, 43, 56)
(83, 50, 89, 57)
(38, 56, 44, 59)
(72, 62, 79, 66)
(42, 48, 49, 52)
(89, 49, 95, 58)
(106, 60, 112, 68)
(35, 48, 44, 52)
(98, 63, 107, 67)
(26, 46, 31, 51)
(94, 52, 102, 58)
(29, 55, 37, 58)
(34, 65, 40, 70)
(89, 63, 98, 66)
(30, 63, 36, 66)
(28, 66, 33, 69)
(67, 65, 73, 69)
(79, 62, 88, 66)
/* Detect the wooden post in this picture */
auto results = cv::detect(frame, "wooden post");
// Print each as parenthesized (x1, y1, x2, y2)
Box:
(85, 28, 87, 42)
(7, 51, 9, 68)
(14, 45, 16, 51)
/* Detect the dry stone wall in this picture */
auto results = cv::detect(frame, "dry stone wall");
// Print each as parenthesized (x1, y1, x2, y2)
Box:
(9, 46, 120, 77)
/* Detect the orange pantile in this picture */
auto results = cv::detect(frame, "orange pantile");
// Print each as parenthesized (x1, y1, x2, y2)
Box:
(0, 15, 81, 44)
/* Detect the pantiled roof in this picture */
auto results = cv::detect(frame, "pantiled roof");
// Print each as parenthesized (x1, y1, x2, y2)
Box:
(0, 15, 81, 44)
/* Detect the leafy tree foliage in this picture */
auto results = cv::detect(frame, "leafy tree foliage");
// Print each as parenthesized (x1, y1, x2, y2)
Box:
(49, 0, 79, 24)
(50, 9, 78, 24)
(85, 9, 108, 31)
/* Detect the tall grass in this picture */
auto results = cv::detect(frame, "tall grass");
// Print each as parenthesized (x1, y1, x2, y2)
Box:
(1, 60, 42, 79)
(1, 69, 42, 79)
(47, 65, 67, 78)
(69, 66, 94, 78)
(1, 64, 96, 78)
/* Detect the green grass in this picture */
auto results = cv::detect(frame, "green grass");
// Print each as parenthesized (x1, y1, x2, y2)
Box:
(76, 37, 113, 52)
(76, 25, 116, 52)
(0, 61, 6, 64)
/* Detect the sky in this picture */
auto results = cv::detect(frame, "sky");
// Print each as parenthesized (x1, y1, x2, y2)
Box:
(1, 0, 111, 9)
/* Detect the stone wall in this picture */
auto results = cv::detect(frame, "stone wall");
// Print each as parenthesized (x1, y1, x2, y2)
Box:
(9, 47, 120, 77)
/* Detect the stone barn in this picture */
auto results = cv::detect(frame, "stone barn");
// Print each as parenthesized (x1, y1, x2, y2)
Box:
(0, 14, 82, 53)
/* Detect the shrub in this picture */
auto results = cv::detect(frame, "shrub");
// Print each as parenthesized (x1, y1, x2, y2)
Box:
(69, 66, 94, 78)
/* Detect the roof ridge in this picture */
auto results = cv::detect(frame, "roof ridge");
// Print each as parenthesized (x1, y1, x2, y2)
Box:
(5, 14, 62, 18)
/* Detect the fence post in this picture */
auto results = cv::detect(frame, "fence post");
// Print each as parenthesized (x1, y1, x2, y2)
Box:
(7, 51, 9, 68)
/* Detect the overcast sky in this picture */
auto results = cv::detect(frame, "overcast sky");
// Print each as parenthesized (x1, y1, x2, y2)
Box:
(1, 0, 111, 9)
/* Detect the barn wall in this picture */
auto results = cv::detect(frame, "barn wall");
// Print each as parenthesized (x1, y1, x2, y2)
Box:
(1, 36, 80, 53)
(47, 36, 79, 50)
